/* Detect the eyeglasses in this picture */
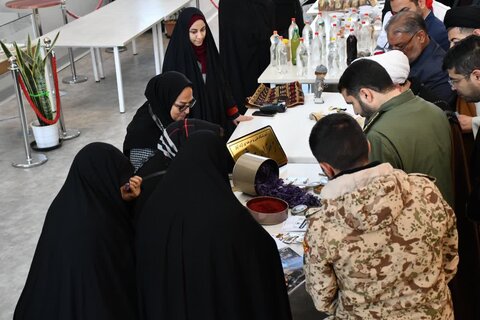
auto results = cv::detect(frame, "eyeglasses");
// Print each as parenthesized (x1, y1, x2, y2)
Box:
(448, 75, 470, 88)
(174, 97, 196, 113)
(384, 31, 419, 52)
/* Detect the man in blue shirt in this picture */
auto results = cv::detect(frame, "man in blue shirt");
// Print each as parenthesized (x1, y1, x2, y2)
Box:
(386, 10, 453, 105)
(389, 0, 450, 51)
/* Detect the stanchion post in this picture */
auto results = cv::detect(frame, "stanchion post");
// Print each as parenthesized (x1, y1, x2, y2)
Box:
(9, 56, 48, 168)
(44, 38, 80, 140)
(60, 0, 88, 84)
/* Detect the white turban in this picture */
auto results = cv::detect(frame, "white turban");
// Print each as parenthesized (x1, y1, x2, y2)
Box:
(362, 50, 410, 84)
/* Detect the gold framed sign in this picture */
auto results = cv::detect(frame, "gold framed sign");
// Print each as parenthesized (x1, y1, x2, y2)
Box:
(226, 126, 288, 167)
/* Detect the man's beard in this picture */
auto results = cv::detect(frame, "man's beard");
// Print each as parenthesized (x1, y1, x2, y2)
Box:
(358, 98, 377, 119)
(462, 91, 480, 103)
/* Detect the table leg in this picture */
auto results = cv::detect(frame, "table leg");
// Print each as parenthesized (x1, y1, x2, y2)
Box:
(113, 46, 125, 113)
(96, 48, 105, 79)
(31, 8, 41, 38)
(157, 23, 165, 70)
(132, 39, 137, 55)
(152, 25, 161, 75)
(90, 48, 100, 82)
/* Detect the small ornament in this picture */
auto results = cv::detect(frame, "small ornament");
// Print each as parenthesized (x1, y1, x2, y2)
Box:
(314, 65, 328, 104)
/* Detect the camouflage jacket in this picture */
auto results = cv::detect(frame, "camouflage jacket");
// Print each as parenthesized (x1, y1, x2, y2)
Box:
(304, 163, 458, 319)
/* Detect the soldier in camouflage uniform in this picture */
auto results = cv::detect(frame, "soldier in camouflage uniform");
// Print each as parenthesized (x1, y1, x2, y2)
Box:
(305, 113, 458, 319)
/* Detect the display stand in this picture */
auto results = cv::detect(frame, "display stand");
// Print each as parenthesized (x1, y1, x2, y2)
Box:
(44, 37, 80, 140)
(60, 0, 87, 84)
(5, 0, 63, 107)
(8, 56, 48, 168)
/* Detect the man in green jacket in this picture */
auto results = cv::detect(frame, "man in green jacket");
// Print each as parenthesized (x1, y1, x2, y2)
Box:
(338, 58, 453, 205)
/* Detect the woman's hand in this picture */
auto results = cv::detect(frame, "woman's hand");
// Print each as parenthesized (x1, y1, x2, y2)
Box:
(233, 114, 254, 125)
(120, 175, 143, 201)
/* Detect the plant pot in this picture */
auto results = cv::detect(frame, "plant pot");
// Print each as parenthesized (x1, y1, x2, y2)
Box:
(164, 20, 176, 38)
(30, 120, 60, 149)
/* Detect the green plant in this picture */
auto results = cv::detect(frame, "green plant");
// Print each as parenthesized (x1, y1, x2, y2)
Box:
(0, 33, 59, 126)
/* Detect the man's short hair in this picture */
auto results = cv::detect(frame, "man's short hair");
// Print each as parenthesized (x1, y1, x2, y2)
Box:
(338, 59, 394, 96)
(443, 35, 480, 75)
(386, 10, 427, 35)
(309, 113, 368, 171)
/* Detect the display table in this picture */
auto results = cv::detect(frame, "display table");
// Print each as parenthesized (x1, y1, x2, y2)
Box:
(39, 0, 190, 113)
(258, 63, 340, 85)
(234, 162, 324, 256)
(229, 93, 354, 164)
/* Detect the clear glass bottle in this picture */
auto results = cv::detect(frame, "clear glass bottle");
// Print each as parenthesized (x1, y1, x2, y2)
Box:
(372, 16, 382, 52)
(302, 22, 314, 53)
(310, 32, 322, 68)
(327, 36, 339, 76)
(277, 37, 288, 74)
(296, 38, 309, 76)
(288, 17, 299, 40)
(270, 30, 280, 67)
(337, 31, 345, 70)
(358, 20, 371, 57)
(316, 12, 325, 37)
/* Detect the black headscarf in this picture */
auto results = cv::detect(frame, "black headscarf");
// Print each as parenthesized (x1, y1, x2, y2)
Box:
(219, 0, 275, 111)
(14, 143, 138, 320)
(163, 7, 237, 136)
(135, 132, 292, 320)
(166, 118, 224, 147)
(123, 71, 192, 154)
(132, 119, 224, 219)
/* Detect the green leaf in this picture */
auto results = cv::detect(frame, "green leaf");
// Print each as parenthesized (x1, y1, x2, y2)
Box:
(0, 40, 13, 58)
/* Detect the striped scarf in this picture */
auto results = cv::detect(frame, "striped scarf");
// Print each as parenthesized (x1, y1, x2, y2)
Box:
(148, 104, 178, 159)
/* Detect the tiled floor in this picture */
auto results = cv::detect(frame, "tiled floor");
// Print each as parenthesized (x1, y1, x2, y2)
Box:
(0, 32, 325, 320)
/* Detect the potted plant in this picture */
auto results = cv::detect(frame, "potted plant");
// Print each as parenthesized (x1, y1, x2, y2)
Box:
(164, 11, 180, 38)
(0, 34, 61, 149)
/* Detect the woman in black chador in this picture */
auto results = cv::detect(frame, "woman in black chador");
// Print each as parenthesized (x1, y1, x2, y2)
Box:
(14, 143, 142, 320)
(162, 7, 252, 138)
(219, 0, 275, 111)
(123, 71, 194, 175)
(135, 132, 292, 320)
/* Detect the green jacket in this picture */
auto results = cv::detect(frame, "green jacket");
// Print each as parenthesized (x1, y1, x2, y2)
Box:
(364, 90, 453, 206)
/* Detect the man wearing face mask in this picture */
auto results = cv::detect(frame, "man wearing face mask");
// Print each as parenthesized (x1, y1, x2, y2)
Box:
(338, 58, 453, 206)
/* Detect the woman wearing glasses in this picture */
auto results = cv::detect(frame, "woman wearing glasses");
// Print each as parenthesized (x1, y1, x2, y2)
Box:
(123, 72, 225, 216)
(162, 7, 252, 138)
(123, 71, 193, 174)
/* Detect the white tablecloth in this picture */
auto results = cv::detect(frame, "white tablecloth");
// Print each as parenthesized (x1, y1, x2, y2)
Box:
(229, 93, 353, 164)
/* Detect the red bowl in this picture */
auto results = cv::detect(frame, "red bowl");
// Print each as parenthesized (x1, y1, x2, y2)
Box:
(246, 196, 288, 225)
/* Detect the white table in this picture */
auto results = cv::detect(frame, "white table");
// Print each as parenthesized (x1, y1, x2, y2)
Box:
(258, 63, 340, 85)
(40, 0, 190, 113)
(234, 163, 324, 256)
(229, 93, 353, 164)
